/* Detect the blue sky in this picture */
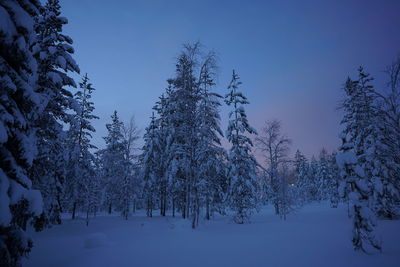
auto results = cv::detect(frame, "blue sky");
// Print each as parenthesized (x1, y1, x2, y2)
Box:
(60, 0, 400, 158)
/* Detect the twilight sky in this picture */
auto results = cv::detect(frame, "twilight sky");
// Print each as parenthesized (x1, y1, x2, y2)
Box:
(60, 0, 400, 158)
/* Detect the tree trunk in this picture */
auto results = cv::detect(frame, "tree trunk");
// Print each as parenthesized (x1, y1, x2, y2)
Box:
(274, 202, 280, 215)
(196, 196, 200, 227)
(72, 202, 77, 220)
(206, 198, 210, 220)
(161, 186, 167, 216)
(123, 201, 128, 220)
(182, 197, 186, 219)
(86, 208, 90, 226)
(57, 194, 63, 213)
(347, 201, 351, 218)
(185, 179, 190, 219)
(172, 198, 175, 218)
(148, 198, 153, 217)
(191, 212, 196, 229)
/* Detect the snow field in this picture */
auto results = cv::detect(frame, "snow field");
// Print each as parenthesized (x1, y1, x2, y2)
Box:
(24, 202, 400, 267)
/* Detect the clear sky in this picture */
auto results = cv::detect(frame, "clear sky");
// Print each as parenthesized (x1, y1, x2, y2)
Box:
(60, 0, 400, 158)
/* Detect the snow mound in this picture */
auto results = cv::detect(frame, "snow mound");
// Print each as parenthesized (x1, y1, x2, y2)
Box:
(84, 233, 108, 249)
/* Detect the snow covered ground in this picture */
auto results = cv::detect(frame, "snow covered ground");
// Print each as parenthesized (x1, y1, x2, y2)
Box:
(24, 203, 400, 267)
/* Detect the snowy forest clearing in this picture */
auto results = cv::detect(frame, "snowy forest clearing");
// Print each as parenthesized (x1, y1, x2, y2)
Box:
(24, 203, 400, 267)
(2, 1, 400, 266)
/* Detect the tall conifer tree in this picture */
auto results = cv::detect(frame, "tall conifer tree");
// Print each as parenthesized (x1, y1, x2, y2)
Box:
(0, 1, 43, 265)
(225, 70, 259, 224)
(30, 0, 80, 225)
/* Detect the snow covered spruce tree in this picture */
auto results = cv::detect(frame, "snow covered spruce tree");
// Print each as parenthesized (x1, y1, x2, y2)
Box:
(0, 0, 44, 266)
(64, 74, 99, 220)
(141, 43, 227, 226)
(160, 82, 181, 217)
(225, 70, 259, 224)
(167, 43, 202, 220)
(30, 0, 80, 226)
(315, 148, 331, 201)
(159, 43, 204, 222)
(372, 57, 400, 219)
(328, 152, 340, 208)
(310, 149, 341, 205)
(192, 51, 226, 228)
(147, 81, 177, 217)
(151, 90, 175, 217)
(100, 111, 131, 217)
(293, 150, 310, 204)
(141, 113, 160, 217)
(307, 156, 319, 201)
(336, 68, 382, 252)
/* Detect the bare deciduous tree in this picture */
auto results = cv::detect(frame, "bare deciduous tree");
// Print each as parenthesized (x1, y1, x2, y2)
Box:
(122, 115, 141, 216)
(123, 115, 141, 160)
(255, 119, 291, 215)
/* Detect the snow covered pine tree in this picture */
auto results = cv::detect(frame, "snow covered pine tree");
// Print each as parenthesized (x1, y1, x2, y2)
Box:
(152, 94, 169, 217)
(141, 112, 159, 218)
(167, 44, 201, 221)
(195, 52, 226, 224)
(101, 111, 131, 218)
(225, 70, 259, 224)
(293, 150, 310, 204)
(30, 0, 80, 226)
(372, 58, 400, 219)
(64, 74, 98, 220)
(336, 68, 382, 252)
(0, 0, 44, 266)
